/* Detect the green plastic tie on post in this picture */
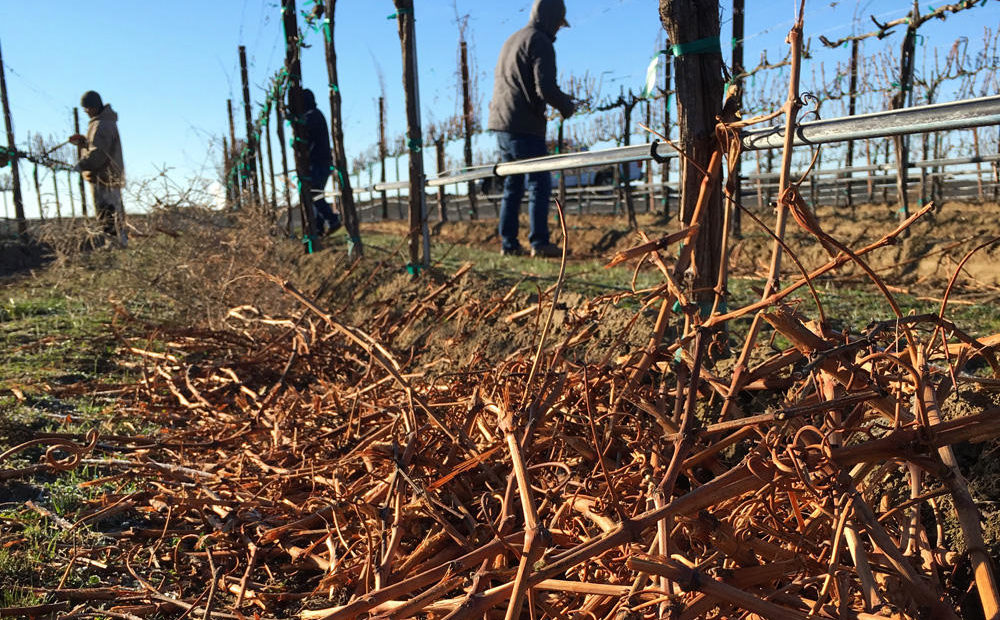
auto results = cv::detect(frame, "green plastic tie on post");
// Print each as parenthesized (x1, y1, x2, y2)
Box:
(407, 138, 422, 153)
(387, 8, 410, 19)
(670, 36, 721, 57)
(331, 166, 345, 186)
(302, 235, 314, 254)
(642, 51, 666, 98)
(405, 263, 421, 276)
(671, 299, 724, 318)
(330, 83, 339, 93)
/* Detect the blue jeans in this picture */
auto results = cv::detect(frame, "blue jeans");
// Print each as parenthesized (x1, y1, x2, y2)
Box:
(310, 164, 340, 234)
(496, 131, 551, 251)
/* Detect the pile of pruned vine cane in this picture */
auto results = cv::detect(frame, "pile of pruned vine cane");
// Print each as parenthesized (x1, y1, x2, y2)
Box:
(5, 9, 1000, 620)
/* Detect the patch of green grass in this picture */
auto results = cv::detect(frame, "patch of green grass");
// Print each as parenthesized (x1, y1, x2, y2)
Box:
(362, 230, 670, 296)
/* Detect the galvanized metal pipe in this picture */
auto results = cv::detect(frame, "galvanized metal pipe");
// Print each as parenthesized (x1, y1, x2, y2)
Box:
(340, 95, 1000, 195)
(745, 153, 1000, 180)
(740, 95, 1000, 151)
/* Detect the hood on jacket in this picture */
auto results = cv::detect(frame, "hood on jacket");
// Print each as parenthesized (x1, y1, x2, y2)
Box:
(530, 0, 569, 39)
(302, 89, 317, 110)
(95, 104, 118, 123)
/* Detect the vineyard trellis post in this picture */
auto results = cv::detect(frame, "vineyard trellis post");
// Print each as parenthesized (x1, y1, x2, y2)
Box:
(393, 0, 430, 268)
(263, 104, 277, 212)
(223, 135, 233, 205)
(65, 169, 74, 218)
(378, 96, 388, 220)
(645, 99, 654, 212)
(433, 133, 447, 222)
(273, 94, 292, 230)
(459, 38, 479, 220)
(659, 0, 724, 307)
(618, 88, 638, 229)
(661, 44, 672, 217)
(239, 46, 262, 206)
(845, 38, 859, 211)
(73, 107, 87, 216)
(730, 0, 744, 236)
(0, 39, 26, 237)
(50, 160, 60, 220)
(226, 99, 242, 209)
(319, 0, 362, 258)
(890, 0, 919, 222)
(281, 0, 319, 247)
(32, 167, 43, 220)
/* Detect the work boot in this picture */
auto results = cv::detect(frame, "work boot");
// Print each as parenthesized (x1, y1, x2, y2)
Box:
(501, 245, 525, 257)
(530, 243, 564, 258)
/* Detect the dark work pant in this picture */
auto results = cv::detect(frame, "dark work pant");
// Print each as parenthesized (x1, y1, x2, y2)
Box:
(310, 164, 339, 234)
(495, 131, 551, 251)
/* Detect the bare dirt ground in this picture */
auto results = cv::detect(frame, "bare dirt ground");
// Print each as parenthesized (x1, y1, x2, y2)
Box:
(360, 199, 1000, 289)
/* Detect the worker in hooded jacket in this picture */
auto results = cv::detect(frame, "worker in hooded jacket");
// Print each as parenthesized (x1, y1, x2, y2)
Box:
(488, 0, 576, 258)
(69, 90, 127, 247)
(299, 88, 340, 236)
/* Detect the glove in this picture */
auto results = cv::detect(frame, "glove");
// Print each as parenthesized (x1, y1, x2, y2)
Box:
(563, 99, 577, 119)
(68, 134, 86, 147)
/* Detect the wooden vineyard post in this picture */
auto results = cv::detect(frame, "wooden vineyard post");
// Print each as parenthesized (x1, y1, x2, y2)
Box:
(0, 39, 26, 237)
(378, 96, 388, 220)
(65, 170, 74, 218)
(281, 0, 319, 247)
(227, 99, 243, 209)
(459, 39, 479, 220)
(845, 38, 859, 211)
(890, 1, 919, 222)
(434, 134, 447, 222)
(659, 0, 724, 306)
(73, 107, 87, 216)
(274, 95, 292, 228)
(393, 0, 430, 269)
(51, 165, 61, 220)
(31, 162, 42, 221)
(320, 0, 362, 258)
(239, 46, 262, 207)
(620, 89, 637, 230)
(645, 99, 655, 212)
(222, 135, 233, 206)
(730, 0, 744, 235)
(263, 102, 277, 213)
(973, 128, 984, 202)
(661, 47, 672, 217)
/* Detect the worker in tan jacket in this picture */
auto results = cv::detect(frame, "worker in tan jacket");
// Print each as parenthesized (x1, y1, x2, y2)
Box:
(69, 90, 126, 247)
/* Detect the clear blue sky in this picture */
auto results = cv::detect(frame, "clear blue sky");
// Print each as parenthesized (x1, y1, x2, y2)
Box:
(1, 1, 996, 218)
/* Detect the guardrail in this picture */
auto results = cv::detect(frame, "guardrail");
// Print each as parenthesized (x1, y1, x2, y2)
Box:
(340, 94, 1000, 196)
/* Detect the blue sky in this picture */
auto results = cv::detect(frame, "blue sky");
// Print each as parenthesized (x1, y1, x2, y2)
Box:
(1, 1, 996, 218)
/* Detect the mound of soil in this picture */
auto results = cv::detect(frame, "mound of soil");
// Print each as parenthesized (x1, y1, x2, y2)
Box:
(363, 200, 1000, 292)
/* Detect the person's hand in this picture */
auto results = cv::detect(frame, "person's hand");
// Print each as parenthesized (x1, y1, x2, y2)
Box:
(68, 134, 86, 147)
(564, 99, 577, 119)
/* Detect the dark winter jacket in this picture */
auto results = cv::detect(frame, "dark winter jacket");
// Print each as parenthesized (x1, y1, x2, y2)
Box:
(77, 105, 125, 187)
(487, 0, 575, 137)
(302, 89, 332, 169)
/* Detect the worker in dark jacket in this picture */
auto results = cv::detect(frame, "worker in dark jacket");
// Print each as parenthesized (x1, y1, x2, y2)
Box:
(488, 0, 575, 257)
(301, 88, 340, 235)
(69, 90, 127, 247)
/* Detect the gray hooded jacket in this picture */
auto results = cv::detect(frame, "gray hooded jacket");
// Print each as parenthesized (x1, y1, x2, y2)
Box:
(487, 0, 575, 137)
(78, 105, 125, 187)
